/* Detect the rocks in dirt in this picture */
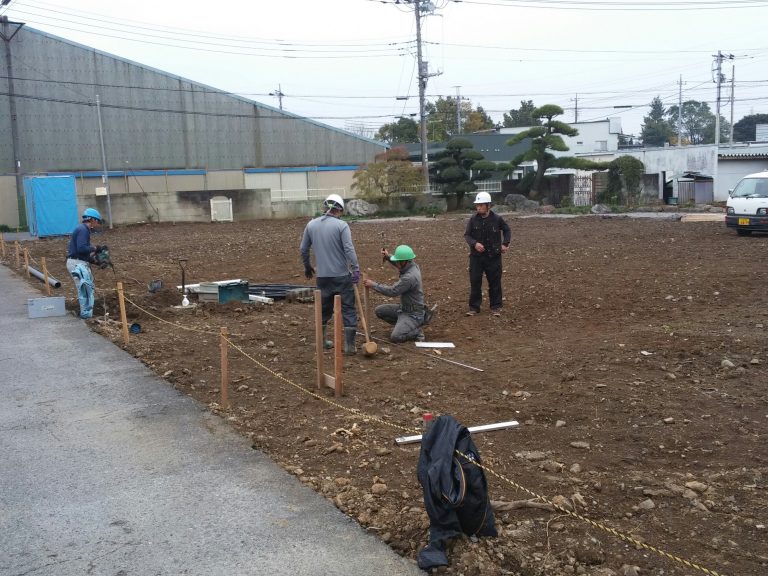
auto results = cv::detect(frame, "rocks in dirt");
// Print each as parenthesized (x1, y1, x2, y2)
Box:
(685, 480, 708, 493)
(620, 566, 641, 576)
(555, 419, 567, 428)
(569, 463, 582, 474)
(570, 441, 591, 450)
(541, 460, 564, 473)
(551, 495, 574, 511)
(520, 450, 548, 462)
(322, 442, 345, 455)
(371, 482, 388, 495)
(721, 358, 735, 368)
(636, 498, 655, 511)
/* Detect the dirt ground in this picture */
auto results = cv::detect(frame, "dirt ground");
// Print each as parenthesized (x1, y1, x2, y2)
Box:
(8, 212, 767, 576)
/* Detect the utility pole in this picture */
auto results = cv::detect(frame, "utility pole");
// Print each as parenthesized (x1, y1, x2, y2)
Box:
(678, 75, 683, 146)
(729, 65, 735, 146)
(713, 51, 734, 149)
(414, 0, 429, 192)
(404, 0, 440, 192)
(95, 95, 113, 229)
(1, 16, 26, 228)
(573, 94, 578, 123)
(270, 84, 284, 110)
(454, 85, 461, 135)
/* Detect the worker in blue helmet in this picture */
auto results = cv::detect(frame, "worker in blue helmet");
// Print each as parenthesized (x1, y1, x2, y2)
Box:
(65, 208, 103, 318)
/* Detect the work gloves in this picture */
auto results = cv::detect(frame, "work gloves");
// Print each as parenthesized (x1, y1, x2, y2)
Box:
(304, 264, 315, 279)
(351, 269, 360, 284)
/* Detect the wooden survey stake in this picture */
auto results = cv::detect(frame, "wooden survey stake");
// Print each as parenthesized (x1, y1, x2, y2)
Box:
(116, 282, 129, 345)
(220, 326, 230, 409)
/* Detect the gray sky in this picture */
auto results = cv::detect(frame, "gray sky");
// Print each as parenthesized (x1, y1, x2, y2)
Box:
(3, 0, 766, 140)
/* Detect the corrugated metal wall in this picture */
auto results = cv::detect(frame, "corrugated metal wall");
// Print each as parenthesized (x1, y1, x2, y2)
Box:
(0, 27, 385, 175)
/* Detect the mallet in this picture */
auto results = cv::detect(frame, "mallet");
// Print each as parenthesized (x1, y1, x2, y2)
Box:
(353, 285, 377, 357)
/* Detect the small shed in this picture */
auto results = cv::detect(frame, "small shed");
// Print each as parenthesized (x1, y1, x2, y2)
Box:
(677, 172, 713, 204)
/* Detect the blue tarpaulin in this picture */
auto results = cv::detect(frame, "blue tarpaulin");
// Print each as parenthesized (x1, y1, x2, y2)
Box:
(24, 176, 79, 237)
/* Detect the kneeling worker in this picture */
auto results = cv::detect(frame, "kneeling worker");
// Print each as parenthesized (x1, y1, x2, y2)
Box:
(363, 245, 432, 343)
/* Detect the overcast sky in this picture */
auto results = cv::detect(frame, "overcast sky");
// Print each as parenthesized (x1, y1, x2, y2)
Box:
(3, 0, 766, 140)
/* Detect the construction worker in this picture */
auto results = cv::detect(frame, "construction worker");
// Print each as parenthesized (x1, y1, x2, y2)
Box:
(464, 192, 511, 316)
(364, 244, 432, 343)
(66, 207, 103, 319)
(300, 194, 360, 354)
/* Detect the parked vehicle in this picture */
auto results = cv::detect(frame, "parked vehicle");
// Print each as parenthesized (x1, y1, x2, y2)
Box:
(725, 170, 768, 236)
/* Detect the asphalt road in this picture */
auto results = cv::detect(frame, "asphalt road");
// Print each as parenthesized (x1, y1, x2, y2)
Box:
(0, 264, 423, 576)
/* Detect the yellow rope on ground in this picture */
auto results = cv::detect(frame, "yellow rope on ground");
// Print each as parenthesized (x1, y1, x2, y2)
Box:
(117, 295, 727, 576)
(122, 295, 218, 336)
(453, 452, 726, 576)
(223, 335, 413, 434)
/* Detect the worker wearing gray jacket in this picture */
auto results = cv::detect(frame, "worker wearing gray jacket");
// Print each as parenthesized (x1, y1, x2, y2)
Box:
(364, 245, 430, 343)
(300, 194, 360, 354)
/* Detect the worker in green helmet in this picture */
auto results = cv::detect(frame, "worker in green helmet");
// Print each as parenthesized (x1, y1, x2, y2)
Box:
(363, 244, 434, 343)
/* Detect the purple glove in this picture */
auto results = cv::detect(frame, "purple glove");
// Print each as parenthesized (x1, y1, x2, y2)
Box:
(351, 269, 360, 284)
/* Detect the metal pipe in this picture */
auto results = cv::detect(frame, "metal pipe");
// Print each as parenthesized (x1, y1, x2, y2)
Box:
(395, 420, 519, 446)
(26, 265, 61, 288)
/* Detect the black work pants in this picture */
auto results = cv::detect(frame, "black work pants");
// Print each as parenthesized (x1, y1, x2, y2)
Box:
(468, 255, 502, 312)
(317, 275, 357, 328)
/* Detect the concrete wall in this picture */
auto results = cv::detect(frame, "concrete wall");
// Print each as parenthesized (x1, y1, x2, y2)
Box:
(719, 160, 768, 195)
(0, 176, 20, 228)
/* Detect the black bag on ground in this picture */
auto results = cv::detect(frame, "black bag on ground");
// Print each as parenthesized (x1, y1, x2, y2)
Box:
(416, 414, 497, 570)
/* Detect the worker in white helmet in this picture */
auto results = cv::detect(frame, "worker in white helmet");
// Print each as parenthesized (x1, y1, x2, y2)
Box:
(299, 194, 361, 354)
(463, 192, 511, 317)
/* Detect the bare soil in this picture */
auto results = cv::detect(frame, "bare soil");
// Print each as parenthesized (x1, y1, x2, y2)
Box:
(11, 213, 768, 576)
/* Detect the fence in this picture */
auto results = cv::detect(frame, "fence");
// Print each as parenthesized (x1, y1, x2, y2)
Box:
(270, 187, 344, 202)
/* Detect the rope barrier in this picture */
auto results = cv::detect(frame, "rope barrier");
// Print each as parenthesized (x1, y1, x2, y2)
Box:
(119, 292, 727, 576)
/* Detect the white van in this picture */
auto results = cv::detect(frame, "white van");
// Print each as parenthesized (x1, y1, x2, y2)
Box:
(725, 170, 768, 236)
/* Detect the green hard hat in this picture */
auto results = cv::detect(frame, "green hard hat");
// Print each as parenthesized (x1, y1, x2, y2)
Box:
(390, 244, 416, 262)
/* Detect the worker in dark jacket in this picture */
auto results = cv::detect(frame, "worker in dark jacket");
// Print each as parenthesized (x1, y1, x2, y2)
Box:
(416, 414, 497, 570)
(66, 207, 102, 318)
(463, 192, 511, 316)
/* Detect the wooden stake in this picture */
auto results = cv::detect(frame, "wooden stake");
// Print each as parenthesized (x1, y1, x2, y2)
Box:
(24, 248, 30, 277)
(116, 282, 129, 345)
(41, 257, 51, 296)
(333, 294, 343, 397)
(220, 326, 230, 409)
(314, 289, 324, 391)
(1, 233, 6, 257)
(15, 241, 20, 269)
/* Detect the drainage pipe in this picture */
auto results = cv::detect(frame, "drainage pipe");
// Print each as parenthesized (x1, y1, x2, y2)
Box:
(27, 265, 62, 289)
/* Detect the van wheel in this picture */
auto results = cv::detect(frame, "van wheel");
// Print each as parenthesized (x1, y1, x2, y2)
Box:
(737, 229, 752, 236)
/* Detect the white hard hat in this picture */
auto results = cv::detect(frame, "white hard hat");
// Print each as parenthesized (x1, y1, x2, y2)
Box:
(324, 193, 345, 211)
(473, 192, 492, 204)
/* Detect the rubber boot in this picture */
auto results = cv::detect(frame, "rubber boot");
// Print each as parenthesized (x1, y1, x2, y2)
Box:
(343, 327, 357, 355)
(322, 325, 333, 349)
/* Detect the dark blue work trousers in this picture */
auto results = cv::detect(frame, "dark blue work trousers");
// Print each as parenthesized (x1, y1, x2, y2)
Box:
(468, 255, 503, 312)
(317, 275, 357, 328)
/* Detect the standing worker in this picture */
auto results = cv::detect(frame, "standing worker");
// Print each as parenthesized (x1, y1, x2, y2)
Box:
(364, 245, 432, 343)
(300, 194, 360, 355)
(464, 192, 511, 316)
(66, 207, 103, 319)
